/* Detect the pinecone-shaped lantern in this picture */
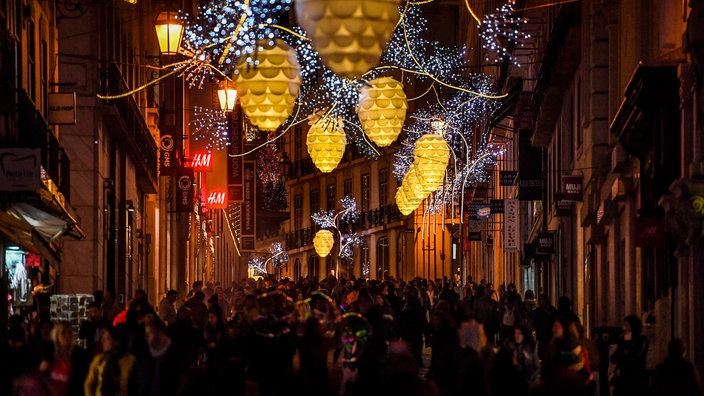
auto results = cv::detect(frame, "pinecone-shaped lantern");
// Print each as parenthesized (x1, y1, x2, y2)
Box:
(234, 39, 302, 131)
(313, 229, 335, 257)
(306, 114, 347, 173)
(357, 76, 407, 147)
(295, 0, 401, 79)
(413, 134, 450, 193)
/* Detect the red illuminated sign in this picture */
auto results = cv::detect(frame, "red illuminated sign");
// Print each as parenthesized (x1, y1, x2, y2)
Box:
(189, 153, 213, 170)
(205, 191, 227, 208)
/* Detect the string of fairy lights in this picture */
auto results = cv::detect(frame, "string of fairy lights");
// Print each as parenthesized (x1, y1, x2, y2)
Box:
(100, 0, 538, 269)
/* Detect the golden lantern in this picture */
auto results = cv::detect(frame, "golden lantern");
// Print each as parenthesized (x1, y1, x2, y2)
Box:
(357, 76, 407, 147)
(154, 11, 184, 55)
(395, 187, 419, 216)
(233, 39, 302, 131)
(306, 114, 347, 173)
(401, 167, 427, 203)
(413, 134, 450, 193)
(313, 229, 335, 257)
(294, 0, 401, 79)
(217, 80, 238, 113)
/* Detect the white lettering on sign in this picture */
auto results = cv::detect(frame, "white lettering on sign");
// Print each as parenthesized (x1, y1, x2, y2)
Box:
(207, 191, 226, 206)
(190, 153, 212, 169)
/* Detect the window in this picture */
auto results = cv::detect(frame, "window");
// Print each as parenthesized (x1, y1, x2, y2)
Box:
(294, 194, 303, 230)
(575, 79, 582, 148)
(28, 21, 36, 102)
(327, 184, 336, 211)
(344, 178, 352, 197)
(308, 255, 319, 278)
(293, 259, 301, 281)
(376, 237, 390, 280)
(361, 174, 370, 212)
(379, 168, 388, 207)
(361, 238, 370, 278)
(310, 188, 319, 215)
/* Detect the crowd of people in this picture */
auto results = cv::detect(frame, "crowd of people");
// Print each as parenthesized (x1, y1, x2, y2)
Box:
(2, 275, 702, 396)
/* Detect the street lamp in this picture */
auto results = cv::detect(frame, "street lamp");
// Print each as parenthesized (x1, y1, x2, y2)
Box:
(154, 11, 184, 55)
(217, 80, 238, 113)
(278, 151, 292, 181)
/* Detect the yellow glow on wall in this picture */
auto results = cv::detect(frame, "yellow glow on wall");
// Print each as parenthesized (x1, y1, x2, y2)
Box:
(313, 229, 335, 257)
(357, 76, 407, 147)
(306, 114, 347, 173)
(234, 39, 302, 131)
(295, 0, 402, 79)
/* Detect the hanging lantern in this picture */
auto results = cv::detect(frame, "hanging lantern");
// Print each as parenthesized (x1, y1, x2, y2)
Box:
(154, 11, 184, 55)
(357, 76, 407, 147)
(295, 0, 401, 79)
(313, 229, 335, 257)
(306, 114, 347, 173)
(234, 39, 302, 131)
(413, 134, 450, 193)
(395, 187, 419, 216)
(400, 168, 426, 204)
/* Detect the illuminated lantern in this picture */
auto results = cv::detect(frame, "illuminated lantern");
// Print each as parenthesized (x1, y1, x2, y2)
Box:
(306, 115, 347, 173)
(154, 11, 184, 55)
(401, 167, 427, 203)
(357, 76, 407, 147)
(395, 187, 418, 216)
(313, 229, 335, 257)
(413, 134, 450, 193)
(295, 0, 401, 79)
(234, 39, 302, 131)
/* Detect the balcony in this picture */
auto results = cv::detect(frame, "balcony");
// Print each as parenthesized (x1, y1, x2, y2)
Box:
(100, 62, 159, 193)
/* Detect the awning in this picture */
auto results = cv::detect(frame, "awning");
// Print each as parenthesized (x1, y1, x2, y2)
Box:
(9, 203, 71, 242)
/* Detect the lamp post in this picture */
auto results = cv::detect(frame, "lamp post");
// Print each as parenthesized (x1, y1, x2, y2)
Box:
(154, 11, 184, 55)
(278, 151, 292, 181)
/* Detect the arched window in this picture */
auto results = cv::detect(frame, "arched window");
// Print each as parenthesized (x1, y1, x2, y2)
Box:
(376, 237, 389, 280)
(308, 254, 319, 279)
(294, 259, 301, 281)
(361, 238, 370, 278)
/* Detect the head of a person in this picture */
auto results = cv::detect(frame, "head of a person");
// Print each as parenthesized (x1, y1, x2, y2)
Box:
(166, 289, 178, 303)
(101, 326, 125, 353)
(538, 293, 550, 307)
(457, 319, 486, 352)
(524, 289, 535, 300)
(87, 302, 101, 321)
(356, 288, 374, 314)
(507, 283, 516, 293)
(558, 296, 572, 311)
(144, 315, 169, 348)
(103, 291, 115, 304)
(624, 315, 642, 337)
(207, 309, 221, 326)
(514, 325, 531, 345)
(192, 281, 204, 292)
(193, 291, 205, 301)
(50, 321, 74, 353)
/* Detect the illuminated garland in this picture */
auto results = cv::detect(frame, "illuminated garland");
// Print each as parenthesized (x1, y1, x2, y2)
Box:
(310, 196, 363, 262)
(190, 106, 229, 150)
(268, 242, 289, 268)
(479, 0, 531, 67)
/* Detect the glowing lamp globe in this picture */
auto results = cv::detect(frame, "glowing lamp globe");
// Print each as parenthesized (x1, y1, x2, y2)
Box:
(306, 115, 347, 173)
(313, 229, 335, 257)
(234, 39, 302, 131)
(154, 11, 184, 55)
(413, 134, 450, 193)
(401, 168, 427, 203)
(357, 76, 407, 147)
(294, 0, 401, 79)
(217, 80, 238, 112)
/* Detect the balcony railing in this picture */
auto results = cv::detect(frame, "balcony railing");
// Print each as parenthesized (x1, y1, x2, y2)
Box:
(283, 205, 403, 250)
(101, 62, 159, 190)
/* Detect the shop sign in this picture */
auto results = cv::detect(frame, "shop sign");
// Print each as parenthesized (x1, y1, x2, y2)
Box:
(499, 171, 518, 186)
(514, 91, 534, 130)
(188, 152, 213, 171)
(634, 216, 664, 247)
(517, 129, 543, 200)
(159, 134, 176, 175)
(476, 205, 492, 219)
(503, 198, 519, 252)
(48, 92, 76, 125)
(228, 124, 244, 202)
(561, 175, 583, 201)
(0, 149, 41, 192)
(537, 232, 555, 254)
(555, 192, 574, 216)
(241, 161, 256, 250)
(205, 191, 227, 209)
(490, 199, 504, 214)
(467, 220, 482, 241)
(175, 167, 194, 212)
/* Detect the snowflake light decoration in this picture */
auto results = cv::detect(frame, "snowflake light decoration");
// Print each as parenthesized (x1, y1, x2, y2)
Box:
(311, 209, 336, 229)
(479, 0, 531, 67)
(268, 242, 289, 268)
(339, 195, 360, 224)
(248, 256, 267, 275)
(190, 107, 229, 151)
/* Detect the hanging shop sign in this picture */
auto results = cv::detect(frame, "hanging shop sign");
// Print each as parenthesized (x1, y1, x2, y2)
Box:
(175, 167, 194, 212)
(188, 152, 213, 171)
(467, 220, 482, 241)
(490, 199, 504, 214)
(159, 134, 177, 175)
(227, 115, 244, 202)
(514, 91, 534, 131)
(240, 161, 256, 251)
(517, 129, 543, 200)
(503, 198, 519, 252)
(0, 149, 41, 192)
(476, 205, 492, 219)
(555, 192, 574, 216)
(499, 171, 518, 186)
(634, 216, 665, 247)
(561, 175, 583, 201)
(48, 92, 76, 125)
(537, 232, 555, 254)
(205, 191, 227, 209)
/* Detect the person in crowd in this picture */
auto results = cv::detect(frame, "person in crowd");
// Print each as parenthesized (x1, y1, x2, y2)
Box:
(167, 307, 204, 366)
(158, 290, 178, 326)
(133, 289, 153, 313)
(455, 319, 493, 396)
(557, 295, 580, 324)
(202, 308, 227, 368)
(84, 326, 136, 396)
(540, 316, 591, 395)
(398, 290, 428, 367)
(489, 348, 529, 396)
(374, 340, 440, 396)
(180, 291, 207, 331)
(12, 372, 52, 396)
(503, 324, 540, 387)
(134, 315, 190, 396)
(610, 315, 649, 396)
(532, 293, 557, 358)
(426, 300, 457, 395)
(497, 299, 520, 344)
(102, 291, 122, 325)
(213, 286, 231, 319)
(40, 320, 90, 396)
(521, 290, 537, 329)
(79, 302, 110, 356)
(654, 338, 702, 396)
(1, 319, 39, 396)
(216, 320, 247, 395)
(471, 285, 499, 345)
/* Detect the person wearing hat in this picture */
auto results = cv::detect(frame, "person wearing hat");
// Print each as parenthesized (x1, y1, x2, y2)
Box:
(158, 290, 178, 326)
